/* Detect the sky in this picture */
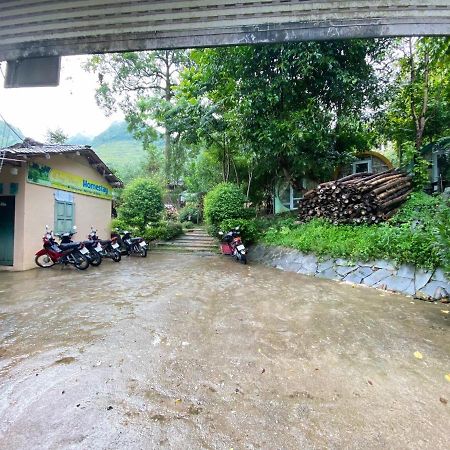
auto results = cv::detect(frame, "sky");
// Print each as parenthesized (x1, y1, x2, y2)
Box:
(0, 56, 123, 141)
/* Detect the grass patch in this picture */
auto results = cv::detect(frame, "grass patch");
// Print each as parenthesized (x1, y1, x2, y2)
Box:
(258, 192, 449, 272)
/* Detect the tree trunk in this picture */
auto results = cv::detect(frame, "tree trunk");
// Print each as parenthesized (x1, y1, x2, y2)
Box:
(163, 50, 172, 181)
(409, 38, 429, 152)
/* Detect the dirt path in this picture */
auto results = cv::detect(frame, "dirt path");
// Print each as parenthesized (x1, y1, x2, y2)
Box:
(0, 254, 449, 449)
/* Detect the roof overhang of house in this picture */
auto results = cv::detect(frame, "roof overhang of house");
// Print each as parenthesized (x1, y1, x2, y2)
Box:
(1, 139, 123, 188)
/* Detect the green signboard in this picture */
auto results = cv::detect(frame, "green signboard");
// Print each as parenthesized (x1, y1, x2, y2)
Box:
(27, 162, 112, 199)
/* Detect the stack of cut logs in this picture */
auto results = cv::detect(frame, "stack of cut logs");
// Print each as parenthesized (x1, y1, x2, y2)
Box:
(298, 169, 413, 225)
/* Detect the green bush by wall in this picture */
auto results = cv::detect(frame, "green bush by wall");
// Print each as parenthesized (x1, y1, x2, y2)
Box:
(204, 183, 247, 225)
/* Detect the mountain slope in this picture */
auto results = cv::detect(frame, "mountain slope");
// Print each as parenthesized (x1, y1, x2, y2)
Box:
(0, 121, 24, 148)
(67, 121, 148, 171)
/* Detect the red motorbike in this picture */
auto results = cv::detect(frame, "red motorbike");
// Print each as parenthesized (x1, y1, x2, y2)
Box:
(219, 227, 247, 264)
(35, 226, 90, 270)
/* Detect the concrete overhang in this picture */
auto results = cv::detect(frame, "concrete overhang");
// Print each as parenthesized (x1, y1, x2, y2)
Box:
(0, 1, 449, 62)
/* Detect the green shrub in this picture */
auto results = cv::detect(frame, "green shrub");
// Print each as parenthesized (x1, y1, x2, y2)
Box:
(436, 199, 450, 275)
(179, 203, 202, 223)
(389, 191, 442, 230)
(111, 217, 134, 233)
(117, 178, 164, 231)
(220, 218, 261, 244)
(204, 183, 246, 225)
(143, 221, 183, 242)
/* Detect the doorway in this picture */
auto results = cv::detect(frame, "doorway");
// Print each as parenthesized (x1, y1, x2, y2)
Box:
(0, 196, 15, 266)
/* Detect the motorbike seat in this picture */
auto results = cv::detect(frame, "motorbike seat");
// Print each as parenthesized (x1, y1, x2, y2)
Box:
(130, 237, 142, 242)
(83, 240, 95, 246)
(100, 239, 111, 245)
(59, 242, 80, 251)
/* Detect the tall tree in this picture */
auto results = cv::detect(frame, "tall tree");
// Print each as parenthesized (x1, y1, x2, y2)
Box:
(383, 37, 450, 162)
(167, 40, 390, 200)
(85, 50, 188, 180)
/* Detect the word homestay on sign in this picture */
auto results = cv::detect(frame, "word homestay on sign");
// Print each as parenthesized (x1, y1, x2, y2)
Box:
(27, 162, 112, 200)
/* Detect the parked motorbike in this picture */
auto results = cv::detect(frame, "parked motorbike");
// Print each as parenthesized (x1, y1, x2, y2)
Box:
(112, 229, 148, 257)
(219, 226, 247, 264)
(58, 227, 102, 266)
(88, 227, 121, 262)
(35, 226, 90, 270)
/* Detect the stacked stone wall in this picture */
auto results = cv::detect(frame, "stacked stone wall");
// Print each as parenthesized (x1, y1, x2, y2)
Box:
(250, 245, 450, 302)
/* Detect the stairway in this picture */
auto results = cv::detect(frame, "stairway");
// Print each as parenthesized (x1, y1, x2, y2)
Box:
(153, 227, 219, 254)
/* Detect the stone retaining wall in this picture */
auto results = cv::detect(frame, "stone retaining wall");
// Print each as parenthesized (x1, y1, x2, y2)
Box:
(249, 245, 450, 301)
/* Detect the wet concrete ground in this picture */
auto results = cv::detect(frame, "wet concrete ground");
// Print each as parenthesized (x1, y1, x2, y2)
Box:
(0, 254, 449, 449)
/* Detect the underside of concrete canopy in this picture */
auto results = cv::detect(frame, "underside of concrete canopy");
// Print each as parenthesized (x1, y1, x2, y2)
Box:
(1, 1, 449, 62)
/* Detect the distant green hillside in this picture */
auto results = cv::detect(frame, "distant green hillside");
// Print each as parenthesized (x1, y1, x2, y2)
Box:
(0, 121, 24, 148)
(92, 121, 134, 147)
(94, 140, 146, 168)
(67, 121, 147, 172)
(67, 133, 92, 145)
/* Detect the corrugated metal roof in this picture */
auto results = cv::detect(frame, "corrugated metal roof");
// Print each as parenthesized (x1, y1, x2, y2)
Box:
(0, 1, 449, 60)
(2, 138, 123, 187)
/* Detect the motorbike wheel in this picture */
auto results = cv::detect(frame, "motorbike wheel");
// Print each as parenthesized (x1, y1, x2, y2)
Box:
(89, 251, 102, 267)
(112, 250, 121, 262)
(240, 254, 247, 265)
(73, 252, 90, 270)
(140, 247, 147, 258)
(35, 254, 55, 268)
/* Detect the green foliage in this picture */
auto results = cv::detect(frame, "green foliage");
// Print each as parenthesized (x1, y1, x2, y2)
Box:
(111, 217, 131, 232)
(435, 199, 450, 275)
(382, 37, 450, 156)
(219, 218, 261, 244)
(142, 221, 183, 241)
(389, 191, 442, 228)
(400, 142, 430, 190)
(117, 178, 164, 231)
(257, 193, 449, 270)
(46, 128, 68, 144)
(203, 183, 246, 225)
(262, 219, 440, 270)
(85, 50, 189, 181)
(178, 203, 202, 223)
(175, 40, 390, 190)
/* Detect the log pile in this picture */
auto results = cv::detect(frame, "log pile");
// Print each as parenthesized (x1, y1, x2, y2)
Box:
(297, 169, 413, 225)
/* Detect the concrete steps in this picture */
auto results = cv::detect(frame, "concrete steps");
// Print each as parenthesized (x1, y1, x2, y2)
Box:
(153, 226, 219, 254)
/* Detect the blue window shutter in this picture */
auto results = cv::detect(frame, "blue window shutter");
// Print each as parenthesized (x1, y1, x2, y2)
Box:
(54, 200, 74, 234)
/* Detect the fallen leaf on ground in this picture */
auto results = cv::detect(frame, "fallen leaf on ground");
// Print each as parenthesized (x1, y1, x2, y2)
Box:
(445, 374, 450, 382)
(440, 397, 448, 405)
(175, 398, 182, 404)
(441, 310, 449, 314)
(368, 380, 373, 386)
(414, 351, 423, 359)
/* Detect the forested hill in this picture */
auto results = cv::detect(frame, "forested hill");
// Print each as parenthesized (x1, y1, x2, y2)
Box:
(67, 121, 146, 169)
(0, 121, 24, 148)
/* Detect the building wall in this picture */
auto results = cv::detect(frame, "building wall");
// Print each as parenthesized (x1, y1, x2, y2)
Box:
(337, 152, 393, 179)
(1, 153, 112, 271)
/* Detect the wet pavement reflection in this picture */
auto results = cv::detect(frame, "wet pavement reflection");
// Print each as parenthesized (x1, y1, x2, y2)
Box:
(0, 254, 449, 449)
